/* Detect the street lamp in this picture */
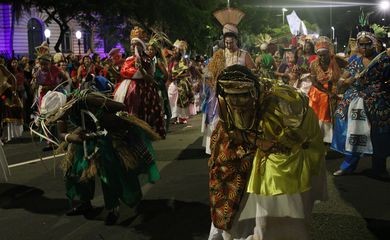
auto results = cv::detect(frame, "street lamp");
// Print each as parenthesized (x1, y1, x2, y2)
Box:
(331, 26, 335, 41)
(75, 30, 82, 55)
(282, 8, 288, 25)
(380, 1, 390, 10)
(44, 28, 51, 45)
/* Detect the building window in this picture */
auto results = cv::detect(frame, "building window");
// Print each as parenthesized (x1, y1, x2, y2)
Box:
(83, 30, 91, 53)
(61, 30, 71, 53)
(27, 18, 43, 59)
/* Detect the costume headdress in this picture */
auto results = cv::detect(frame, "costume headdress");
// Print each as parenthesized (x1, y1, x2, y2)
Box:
(315, 36, 332, 53)
(148, 29, 172, 65)
(173, 40, 188, 56)
(35, 41, 51, 61)
(213, 7, 245, 36)
(356, 9, 377, 45)
(130, 26, 148, 49)
(255, 33, 272, 51)
(148, 29, 172, 49)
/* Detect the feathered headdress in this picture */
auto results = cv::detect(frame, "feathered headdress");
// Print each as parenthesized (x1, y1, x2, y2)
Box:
(255, 33, 272, 50)
(148, 29, 172, 66)
(213, 7, 245, 35)
(357, 9, 377, 44)
(148, 28, 172, 48)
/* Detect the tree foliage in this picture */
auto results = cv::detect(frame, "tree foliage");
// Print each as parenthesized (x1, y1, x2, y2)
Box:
(8, 0, 319, 55)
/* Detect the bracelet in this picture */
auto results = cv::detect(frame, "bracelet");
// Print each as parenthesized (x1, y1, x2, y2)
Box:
(64, 133, 71, 143)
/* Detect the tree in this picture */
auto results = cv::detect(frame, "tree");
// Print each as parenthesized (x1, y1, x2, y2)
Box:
(9, 0, 106, 52)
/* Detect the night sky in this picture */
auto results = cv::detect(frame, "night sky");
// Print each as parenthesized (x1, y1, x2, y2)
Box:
(241, 0, 389, 49)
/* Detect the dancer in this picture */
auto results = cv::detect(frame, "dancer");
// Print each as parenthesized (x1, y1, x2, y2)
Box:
(308, 36, 347, 143)
(114, 26, 165, 138)
(332, 14, 390, 179)
(34, 85, 161, 225)
(168, 40, 194, 124)
(203, 7, 255, 154)
(147, 33, 172, 130)
(208, 65, 327, 239)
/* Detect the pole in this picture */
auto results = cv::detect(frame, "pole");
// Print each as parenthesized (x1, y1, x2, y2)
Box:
(283, 11, 285, 25)
(332, 28, 335, 41)
(78, 39, 81, 55)
(227, 0, 230, 8)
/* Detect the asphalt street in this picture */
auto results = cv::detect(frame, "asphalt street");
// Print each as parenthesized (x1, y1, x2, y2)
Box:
(1, 114, 389, 240)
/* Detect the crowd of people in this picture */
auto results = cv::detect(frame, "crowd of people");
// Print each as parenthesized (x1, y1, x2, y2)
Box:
(0, 6, 389, 239)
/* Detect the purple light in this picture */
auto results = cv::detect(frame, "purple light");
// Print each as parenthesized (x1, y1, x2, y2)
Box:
(0, 4, 12, 55)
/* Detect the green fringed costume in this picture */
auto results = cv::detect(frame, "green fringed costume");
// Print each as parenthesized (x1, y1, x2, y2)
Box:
(58, 93, 161, 209)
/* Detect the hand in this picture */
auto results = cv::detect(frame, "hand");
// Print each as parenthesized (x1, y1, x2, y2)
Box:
(254, 138, 274, 151)
(66, 128, 86, 143)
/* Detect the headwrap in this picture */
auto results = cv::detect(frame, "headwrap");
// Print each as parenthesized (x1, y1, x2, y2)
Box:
(357, 31, 377, 45)
(315, 36, 332, 53)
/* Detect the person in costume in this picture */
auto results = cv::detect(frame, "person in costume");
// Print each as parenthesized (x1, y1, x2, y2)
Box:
(0, 62, 23, 144)
(202, 7, 255, 154)
(34, 53, 67, 107)
(332, 14, 390, 179)
(275, 50, 297, 85)
(167, 40, 194, 124)
(255, 34, 276, 79)
(213, 8, 256, 70)
(208, 65, 327, 239)
(32, 82, 161, 225)
(146, 33, 172, 130)
(201, 49, 225, 154)
(308, 36, 347, 143)
(1, 59, 24, 142)
(106, 48, 124, 85)
(114, 26, 165, 138)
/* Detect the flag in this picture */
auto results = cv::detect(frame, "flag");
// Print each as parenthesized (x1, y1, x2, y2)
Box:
(286, 10, 308, 36)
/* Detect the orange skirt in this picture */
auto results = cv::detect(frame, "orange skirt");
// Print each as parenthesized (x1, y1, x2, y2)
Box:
(308, 86, 331, 122)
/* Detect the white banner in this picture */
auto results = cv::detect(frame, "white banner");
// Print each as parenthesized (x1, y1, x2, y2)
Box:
(286, 11, 308, 36)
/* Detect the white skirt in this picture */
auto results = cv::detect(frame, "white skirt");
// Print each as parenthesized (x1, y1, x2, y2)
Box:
(202, 117, 219, 155)
(0, 142, 10, 182)
(168, 82, 178, 119)
(208, 162, 328, 240)
(113, 79, 131, 104)
(319, 121, 333, 143)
